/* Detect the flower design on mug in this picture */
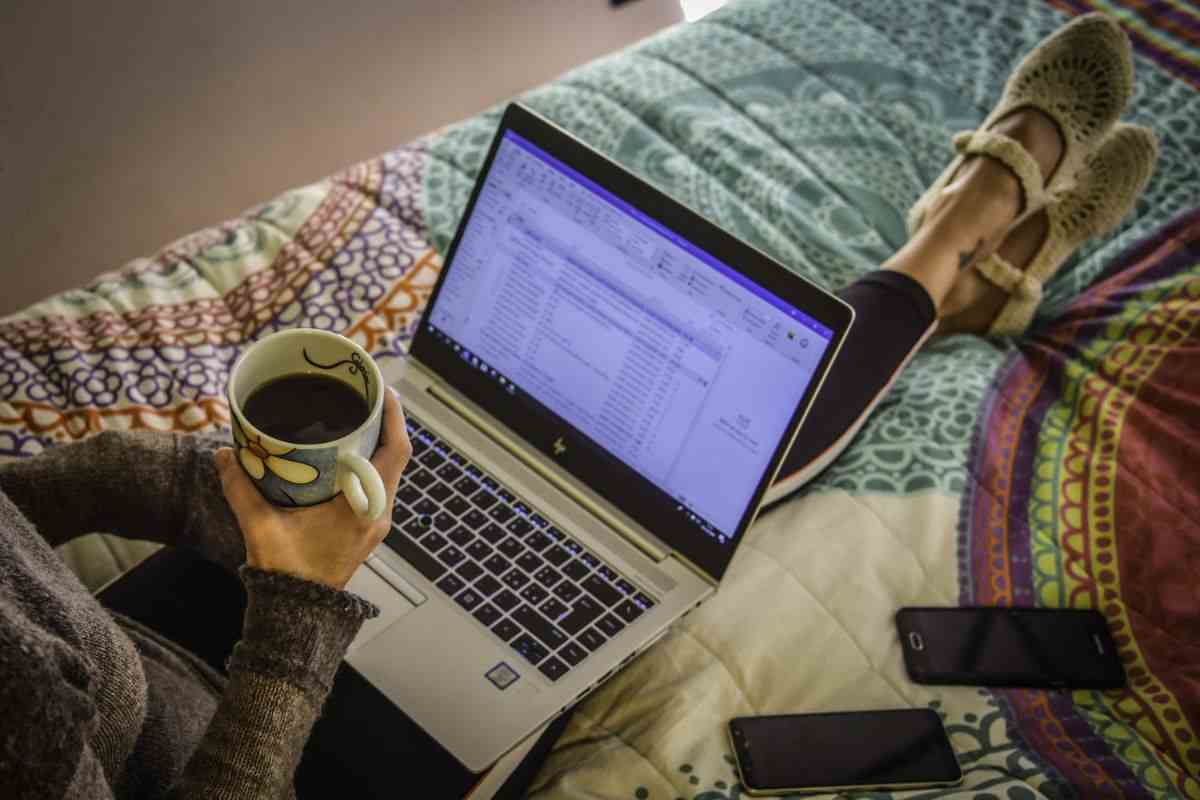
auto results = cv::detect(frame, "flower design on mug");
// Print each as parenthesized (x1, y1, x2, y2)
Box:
(232, 418, 320, 485)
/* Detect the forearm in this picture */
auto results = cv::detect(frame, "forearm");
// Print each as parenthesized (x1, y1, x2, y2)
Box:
(0, 430, 245, 571)
(170, 567, 377, 799)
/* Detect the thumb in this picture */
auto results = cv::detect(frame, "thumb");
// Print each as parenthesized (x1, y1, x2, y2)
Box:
(215, 447, 271, 521)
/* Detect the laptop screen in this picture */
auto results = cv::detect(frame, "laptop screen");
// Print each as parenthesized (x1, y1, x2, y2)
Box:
(424, 129, 832, 546)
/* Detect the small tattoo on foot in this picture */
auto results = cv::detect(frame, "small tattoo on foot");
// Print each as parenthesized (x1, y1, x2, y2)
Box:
(958, 239, 985, 270)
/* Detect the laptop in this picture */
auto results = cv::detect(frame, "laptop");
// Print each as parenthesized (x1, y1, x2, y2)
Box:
(345, 103, 854, 772)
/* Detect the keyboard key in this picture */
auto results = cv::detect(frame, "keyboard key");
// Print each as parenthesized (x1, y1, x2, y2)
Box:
(533, 566, 562, 588)
(489, 505, 515, 523)
(465, 540, 492, 561)
(437, 463, 463, 483)
(409, 438, 429, 457)
(562, 539, 583, 555)
(559, 641, 588, 667)
(562, 560, 590, 582)
(433, 512, 457, 532)
(502, 570, 530, 590)
(436, 573, 465, 596)
(454, 588, 483, 612)
(437, 545, 465, 568)
(511, 633, 549, 666)
(544, 546, 571, 566)
(580, 553, 600, 569)
(445, 496, 471, 517)
(433, 440, 452, 456)
(419, 451, 445, 469)
(513, 605, 567, 650)
(539, 597, 568, 621)
(492, 618, 520, 641)
(465, 464, 483, 479)
(474, 574, 502, 597)
(427, 482, 453, 503)
(454, 476, 480, 497)
(493, 589, 520, 612)
(546, 526, 565, 541)
(582, 575, 622, 607)
(413, 497, 438, 516)
(455, 560, 483, 582)
(420, 531, 448, 553)
(482, 554, 509, 575)
(559, 596, 603, 636)
(525, 531, 553, 552)
(447, 525, 473, 547)
(498, 489, 515, 504)
(497, 538, 523, 559)
(538, 656, 569, 682)
(449, 451, 466, 465)
(471, 491, 499, 511)
(598, 566, 619, 583)
(392, 504, 413, 524)
(530, 513, 549, 528)
(405, 417, 422, 434)
(596, 614, 625, 638)
(615, 579, 636, 596)
(614, 599, 645, 623)
(578, 627, 606, 652)
(382, 528, 447, 582)
(513, 501, 532, 517)
(552, 581, 582, 603)
(402, 516, 432, 539)
(473, 603, 501, 628)
(410, 469, 435, 489)
(397, 485, 422, 506)
(516, 552, 543, 573)
(506, 518, 533, 538)
(635, 592, 656, 610)
(519, 584, 549, 606)
(478, 523, 506, 544)
(481, 476, 499, 491)
(461, 509, 488, 530)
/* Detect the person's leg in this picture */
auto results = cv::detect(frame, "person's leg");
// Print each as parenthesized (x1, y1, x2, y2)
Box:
(775, 109, 1062, 489)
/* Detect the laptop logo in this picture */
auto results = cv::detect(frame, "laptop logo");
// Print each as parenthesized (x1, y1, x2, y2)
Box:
(553, 437, 567, 457)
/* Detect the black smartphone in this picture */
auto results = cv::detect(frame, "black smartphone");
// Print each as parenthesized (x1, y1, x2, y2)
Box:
(726, 709, 962, 796)
(896, 606, 1126, 689)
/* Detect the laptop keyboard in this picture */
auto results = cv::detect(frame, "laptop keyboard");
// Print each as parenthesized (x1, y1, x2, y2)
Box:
(380, 414, 657, 682)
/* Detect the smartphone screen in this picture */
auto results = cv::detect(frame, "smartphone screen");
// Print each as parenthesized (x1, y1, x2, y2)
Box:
(896, 607, 1126, 689)
(727, 709, 962, 795)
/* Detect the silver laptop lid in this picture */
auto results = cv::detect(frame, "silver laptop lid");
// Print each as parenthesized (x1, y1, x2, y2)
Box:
(409, 104, 851, 582)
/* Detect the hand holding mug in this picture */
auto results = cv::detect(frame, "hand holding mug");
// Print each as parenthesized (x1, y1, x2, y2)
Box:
(216, 387, 410, 589)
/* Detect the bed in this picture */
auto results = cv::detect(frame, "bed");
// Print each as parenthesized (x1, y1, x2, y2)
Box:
(2, 0, 1197, 796)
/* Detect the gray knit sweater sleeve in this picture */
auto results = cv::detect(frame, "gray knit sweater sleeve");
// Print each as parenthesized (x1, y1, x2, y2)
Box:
(0, 432, 379, 797)
(0, 430, 246, 570)
(169, 566, 375, 799)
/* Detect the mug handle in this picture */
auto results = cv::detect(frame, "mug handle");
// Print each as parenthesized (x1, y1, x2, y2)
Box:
(338, 453, 387, 520)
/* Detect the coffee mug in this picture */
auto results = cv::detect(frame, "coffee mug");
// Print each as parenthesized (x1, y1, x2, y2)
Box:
(226, 328, 388, 520)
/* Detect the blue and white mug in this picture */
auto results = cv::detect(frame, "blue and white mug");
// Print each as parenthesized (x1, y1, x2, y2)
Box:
(226, 328, 387, 520)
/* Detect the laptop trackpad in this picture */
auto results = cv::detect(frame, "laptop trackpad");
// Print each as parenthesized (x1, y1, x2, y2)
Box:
(347, 599, 549, 772)
(345, 564, 419, 655)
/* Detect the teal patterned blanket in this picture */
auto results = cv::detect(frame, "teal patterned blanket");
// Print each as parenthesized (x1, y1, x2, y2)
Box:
(2, 0, 1198, 796)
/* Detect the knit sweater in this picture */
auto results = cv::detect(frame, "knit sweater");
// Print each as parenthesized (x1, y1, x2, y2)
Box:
(0, 430, 379, 798)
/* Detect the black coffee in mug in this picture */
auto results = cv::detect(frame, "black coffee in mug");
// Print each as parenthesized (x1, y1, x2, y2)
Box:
(243, 373, 369, 444)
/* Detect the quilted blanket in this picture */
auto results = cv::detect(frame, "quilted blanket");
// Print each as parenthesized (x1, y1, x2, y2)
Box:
(1, 0, 1197, 797)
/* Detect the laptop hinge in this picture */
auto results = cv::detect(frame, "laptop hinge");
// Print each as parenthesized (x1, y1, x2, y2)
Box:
(425, 383, 670, 566)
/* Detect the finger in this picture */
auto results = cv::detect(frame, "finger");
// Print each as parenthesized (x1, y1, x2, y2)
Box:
(215, 447, 273, 523)
(371, 387, 410, 493)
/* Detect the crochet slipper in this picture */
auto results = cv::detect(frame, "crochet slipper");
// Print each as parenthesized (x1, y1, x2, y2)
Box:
(909, 13, 1134, 239)
(978, 123, 1159, 336)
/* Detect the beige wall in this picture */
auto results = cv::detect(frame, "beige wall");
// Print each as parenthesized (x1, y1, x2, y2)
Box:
(0, 0, 682, 316)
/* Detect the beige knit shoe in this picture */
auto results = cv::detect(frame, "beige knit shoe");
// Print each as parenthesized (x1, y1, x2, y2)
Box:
(977, 123, 1159, 336)
(908, 13, 1134, 244)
